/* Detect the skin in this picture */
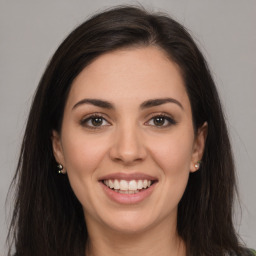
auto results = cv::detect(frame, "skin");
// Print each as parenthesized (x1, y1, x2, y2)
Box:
(52, 46, 207, 256)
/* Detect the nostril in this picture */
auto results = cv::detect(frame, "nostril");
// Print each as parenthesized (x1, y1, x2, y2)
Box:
(109, 134, 147, 163)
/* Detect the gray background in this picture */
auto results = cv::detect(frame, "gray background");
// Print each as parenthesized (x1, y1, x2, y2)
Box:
(0, 0, 255, 254)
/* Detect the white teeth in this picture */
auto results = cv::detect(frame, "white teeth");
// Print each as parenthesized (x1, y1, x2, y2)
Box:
(103, 179, 153, 192)
(137, 180, 143, 189)
(114, 179, 120, 190)
(119, 180, 129, 190)
(128, 180, 137, 190)
(109, 180, 114, 189)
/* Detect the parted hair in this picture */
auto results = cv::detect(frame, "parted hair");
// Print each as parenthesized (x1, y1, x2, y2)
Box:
(8, 5, 251, 256)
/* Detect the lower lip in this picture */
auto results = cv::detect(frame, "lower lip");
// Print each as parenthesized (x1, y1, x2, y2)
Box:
(100, 182, 157, 204)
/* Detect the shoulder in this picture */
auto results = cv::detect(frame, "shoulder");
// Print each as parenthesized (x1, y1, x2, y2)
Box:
(228, 249, 256, 256)
(239, 248, 256, 256)
(250, 249, 256, 256)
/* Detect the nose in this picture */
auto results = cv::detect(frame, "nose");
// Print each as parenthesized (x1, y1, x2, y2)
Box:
(109, 123, 147, 165)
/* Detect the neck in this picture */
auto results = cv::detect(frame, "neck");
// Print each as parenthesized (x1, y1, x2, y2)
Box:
(85, 216, 186, 256)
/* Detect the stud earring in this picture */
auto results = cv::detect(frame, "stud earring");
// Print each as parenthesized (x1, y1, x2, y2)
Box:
(57, 164, 64, 174)
(195, 161, 201, 169)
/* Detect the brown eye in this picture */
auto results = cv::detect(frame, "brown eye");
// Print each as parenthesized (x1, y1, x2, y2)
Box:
(153, 116, 166, 126)
(80, 115, 110, 128)
(91, 117, 103, 126)
(146, 115, 177, 128)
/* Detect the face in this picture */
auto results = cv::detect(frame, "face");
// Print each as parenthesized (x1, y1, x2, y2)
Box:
(52, 46, 207, 236)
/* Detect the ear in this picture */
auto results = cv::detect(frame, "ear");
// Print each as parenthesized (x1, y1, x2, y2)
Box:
(52, 130, 66, 172)
(190, 122, 208, 172)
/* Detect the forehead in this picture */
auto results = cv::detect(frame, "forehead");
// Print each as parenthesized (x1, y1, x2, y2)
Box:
(66, 46, 190, 110)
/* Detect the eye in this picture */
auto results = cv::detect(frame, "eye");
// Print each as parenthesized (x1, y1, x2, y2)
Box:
(80, 114, 110, 129)
(146, 114, 177, 127)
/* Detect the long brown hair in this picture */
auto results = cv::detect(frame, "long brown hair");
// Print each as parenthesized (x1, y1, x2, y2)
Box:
(8, 6, 251, 256)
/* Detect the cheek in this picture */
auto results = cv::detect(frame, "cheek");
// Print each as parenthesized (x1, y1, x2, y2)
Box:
(61, 132, 110, 210)
(62, 132, 108, 174)
(143, 129, 194, 218)
(149, 130, 194, 175)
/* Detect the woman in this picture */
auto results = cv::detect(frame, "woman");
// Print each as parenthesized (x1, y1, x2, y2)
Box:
(7, 6, 255, 256)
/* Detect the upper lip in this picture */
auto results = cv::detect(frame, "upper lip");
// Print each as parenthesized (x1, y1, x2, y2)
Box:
(99, 172, 158, 181)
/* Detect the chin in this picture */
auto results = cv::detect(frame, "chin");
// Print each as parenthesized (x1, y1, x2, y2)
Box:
(109, 221, 150, 235)
(100, 210, 158, 235)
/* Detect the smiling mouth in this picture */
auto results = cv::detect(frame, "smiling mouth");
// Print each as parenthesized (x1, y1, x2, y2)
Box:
(102, 179, 157, 194)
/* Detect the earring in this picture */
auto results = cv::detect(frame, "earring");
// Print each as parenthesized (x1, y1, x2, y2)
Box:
(57, 164, 64, 174)
(195, 161, 201, 169)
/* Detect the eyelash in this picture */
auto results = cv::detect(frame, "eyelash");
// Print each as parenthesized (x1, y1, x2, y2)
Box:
(80, 113, 177, 129)
(145, 113, 177, 128)
(80, 113, 110, 129)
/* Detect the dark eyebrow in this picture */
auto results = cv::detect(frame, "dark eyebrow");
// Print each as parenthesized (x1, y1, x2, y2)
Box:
(140, 98, 184, 110)
(72, 97, 183, 111)
(72, 99, 114, 110)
